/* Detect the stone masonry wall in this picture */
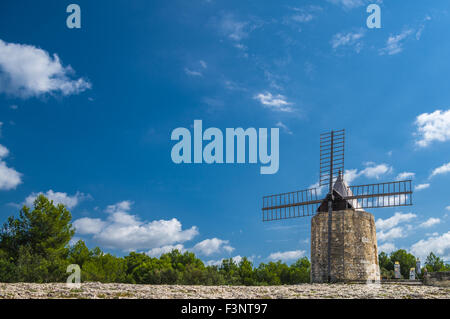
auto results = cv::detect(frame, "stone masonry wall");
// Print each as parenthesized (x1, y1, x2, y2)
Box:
(423, 271, 450, 287)
(311, 209, 379, 283)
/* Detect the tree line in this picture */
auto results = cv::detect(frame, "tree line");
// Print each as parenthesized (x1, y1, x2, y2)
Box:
(0, 195, 448, 284)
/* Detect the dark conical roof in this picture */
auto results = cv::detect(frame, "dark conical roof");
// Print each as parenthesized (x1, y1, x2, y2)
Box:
(317, 171, 362, 212)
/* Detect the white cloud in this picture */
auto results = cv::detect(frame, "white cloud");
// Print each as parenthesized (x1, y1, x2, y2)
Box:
(327, 0, 366, 9)
(184, 68, 202, 77)
(379, 29, 413, 55)
(205, 255, 243, 266)
(254, 92, 294, 112)
(234, 43, 247, 51)
(415, 109, 450, 147)
(232, 255, 243, 264)
(378, 242, 396, 253)
(146, 244, 185, 257)
(0, 39, 91, 98)
(199, 60, 207, 69)
(360, 163, 392, 179)
(205, 259, 221, 266)
(344, 168, 359, 184)
(396, 172, 415, 180)
(73, 201, 199, 252)
(291, 13, 314, 23)
(73, 218, 106, 235)
(419, 217, 441, 228)
(192, 238, 234, 256)
(309, 181, 327, 196)
(268, 250, 305, 262)
(344, 163, 392, 184)
(275, 122, 293, 135)
(25, 190, 88, 209)
(105, 200, 133, 214)
(415, 183, 430, 191)
(377, 227, 405, 242)
(224, 80, 247, 91)
(0, 144, 9, 158)
(375, 212, 416, 231)
(426, 232, 439, 238)
(410, 231, 450, 261)
(219, 14, 250, 41)
(0, 144, 22, 190)
(9, 104, 18, 110)
(430, 162, 450, 178)
(331, 30, 364, 52)
(416, 16, 432, 40)
(446, 206, 450, 211)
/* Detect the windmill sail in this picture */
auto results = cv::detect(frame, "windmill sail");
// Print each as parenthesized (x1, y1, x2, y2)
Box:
(262, 187, 321, 221)
(261, 129, 413, 221)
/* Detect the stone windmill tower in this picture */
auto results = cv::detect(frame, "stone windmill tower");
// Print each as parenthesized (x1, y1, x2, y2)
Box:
(261, 130, 413, 283)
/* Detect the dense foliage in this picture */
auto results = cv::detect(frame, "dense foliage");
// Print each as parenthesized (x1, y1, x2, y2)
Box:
(379, 249, 450, 279)
(0, 195, 448, 284)
(0, 195, 311, 284)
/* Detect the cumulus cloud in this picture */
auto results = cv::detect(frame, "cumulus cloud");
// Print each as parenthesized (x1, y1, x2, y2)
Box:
(0, 39, 91, 98)
(105, 200, 133, 214)
(73, 201, 198, 252)
(147, 244, 185, 257)
(379, 29, 413, 55)
(378, 242, 396, 253)
(414, 109, 450, 147)
(146, 238, 235, 258)
(410, 231, 450, 261)
(430, 162, 450, 179)
(375, 212, 416, 232)
(0, 144, 22, 190)
(419, 218, 441, 228)
(205, 255, 243, 266)
(343, 168, 359, 184)
(73, 218, 106, 235)
(192, 238, 234, 256)
(254, 92, 294, 112)
(415, 183, 430, 191)
(360, 163, 392, 179)
(396, 172, 415, 180)
(25, 190, 89, 209)
(268, 250, 306, 262)
(377, 227, 405, 242)
(0, 144, 9, 158)
(309, 181, 327, 196)
(344, 163, 392, 184)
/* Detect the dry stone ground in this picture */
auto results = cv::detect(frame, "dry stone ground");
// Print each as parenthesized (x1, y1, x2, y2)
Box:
(0, 282, 449, 299)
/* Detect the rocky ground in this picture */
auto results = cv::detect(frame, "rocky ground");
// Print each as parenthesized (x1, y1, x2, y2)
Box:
(0, 282, 449, 299)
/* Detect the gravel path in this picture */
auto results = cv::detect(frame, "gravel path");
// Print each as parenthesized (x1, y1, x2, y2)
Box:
(0, 282, 449, 299)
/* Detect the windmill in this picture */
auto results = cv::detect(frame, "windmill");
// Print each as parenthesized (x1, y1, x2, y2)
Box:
(261, 129, 413, 282)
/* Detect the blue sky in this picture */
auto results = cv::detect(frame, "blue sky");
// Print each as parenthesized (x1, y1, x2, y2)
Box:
(0, 0, 449, 266)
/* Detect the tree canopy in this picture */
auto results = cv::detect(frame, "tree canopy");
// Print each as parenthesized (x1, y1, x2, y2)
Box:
(0, 195, 448, 284)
